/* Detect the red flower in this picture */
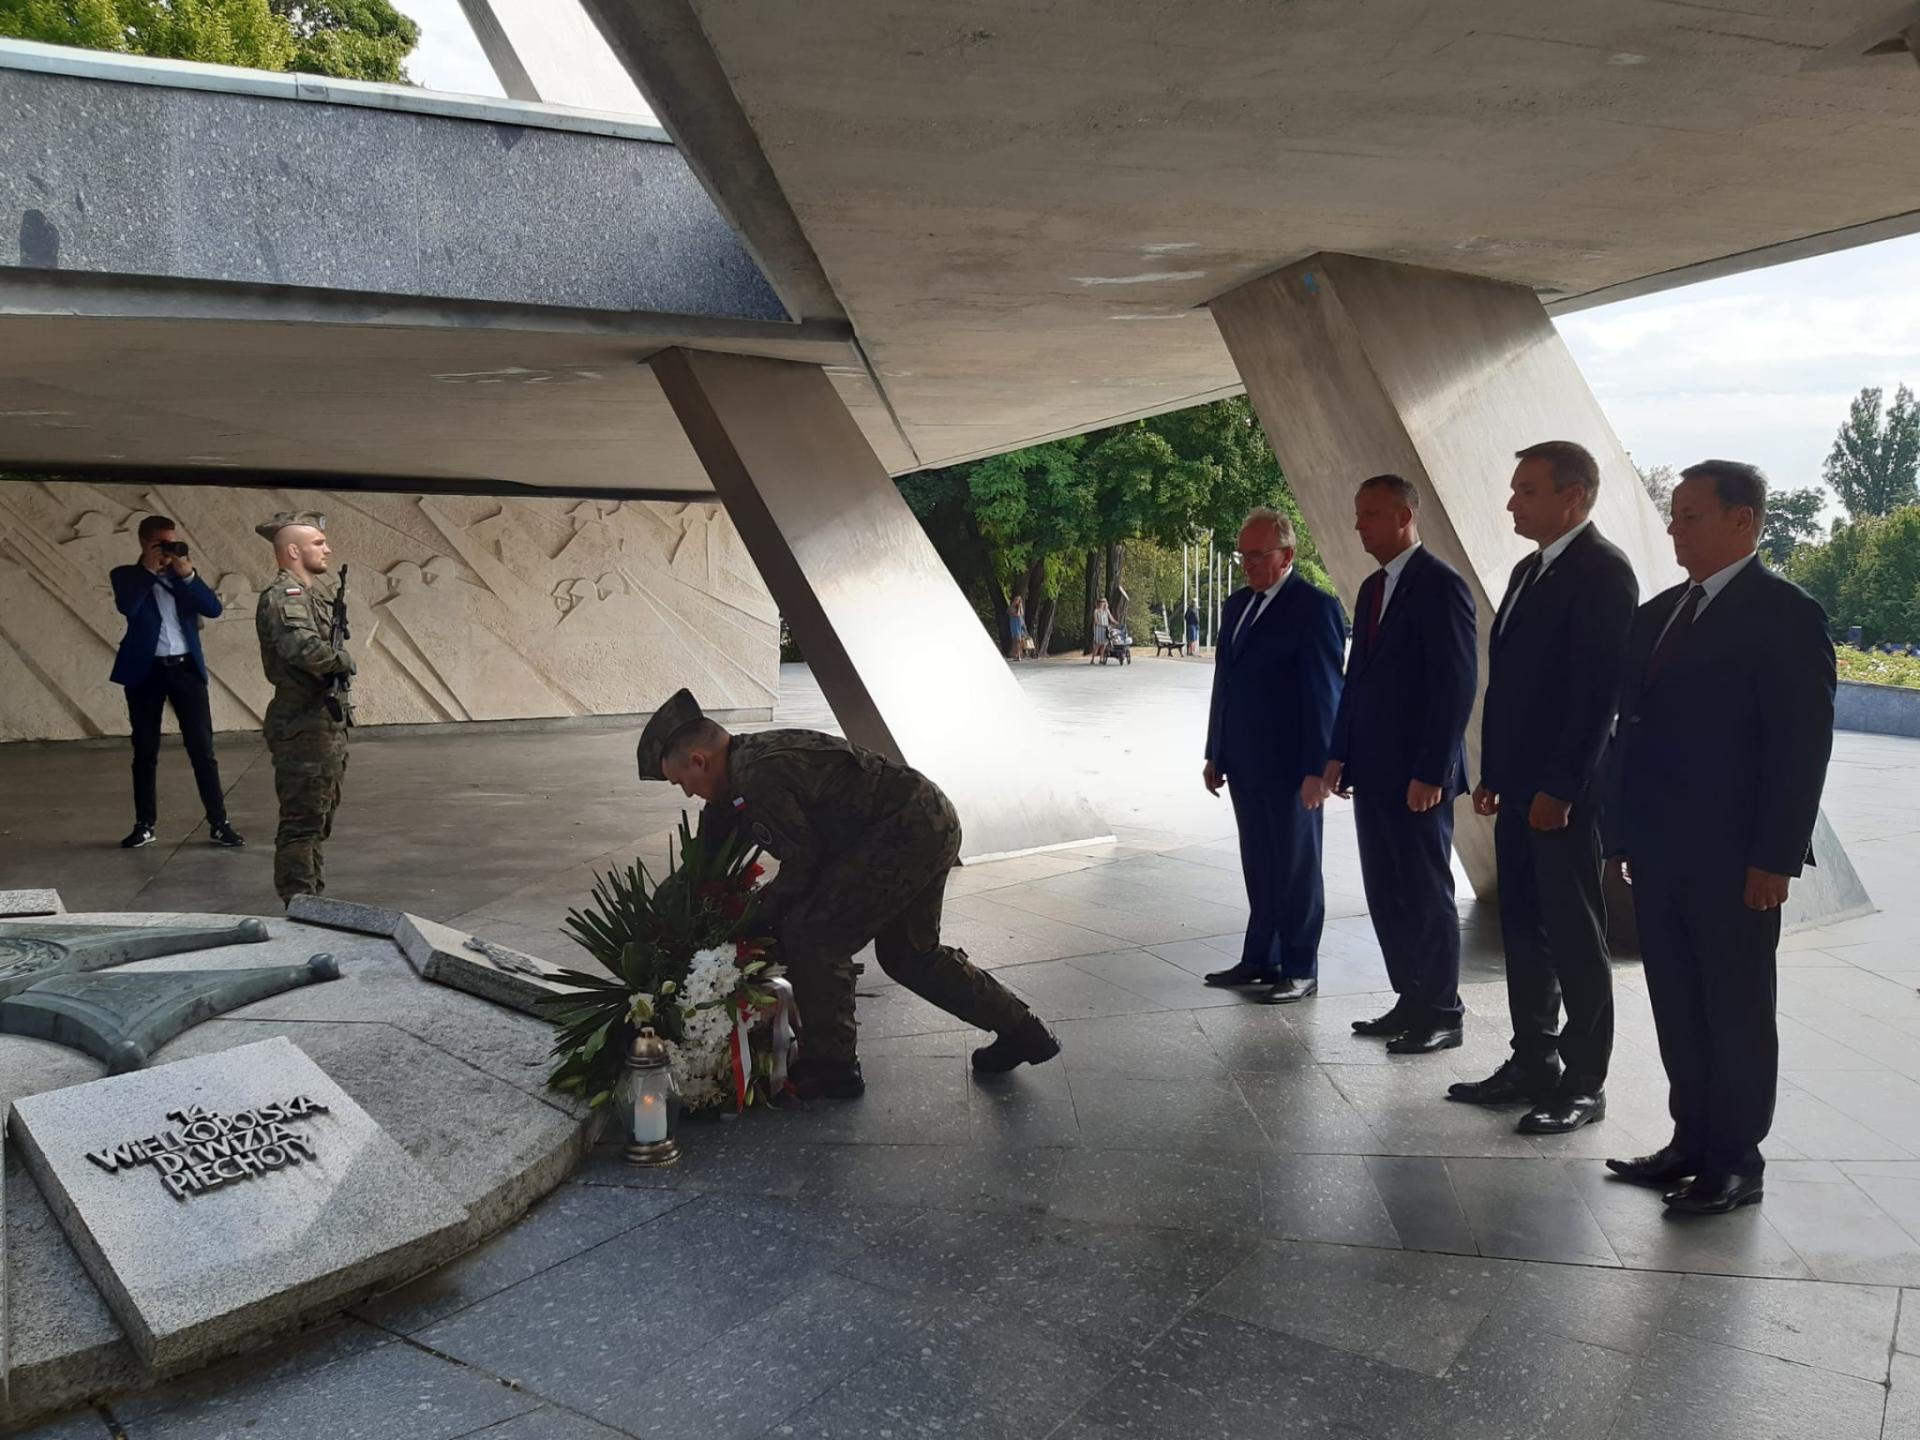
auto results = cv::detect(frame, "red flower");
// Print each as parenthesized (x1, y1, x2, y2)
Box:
(736, 861, 765, 890)
(696, 880, 726, 906)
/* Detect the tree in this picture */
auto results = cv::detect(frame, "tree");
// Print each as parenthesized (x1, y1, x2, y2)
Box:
(1635, 462, 1676, 520)
(269, 0, 418, 82)
(1788, 505, 1920, 645)
(1, 0, 418, 81)
(1823, 384, 1920, 519)
(1759, 486, 1828, 567)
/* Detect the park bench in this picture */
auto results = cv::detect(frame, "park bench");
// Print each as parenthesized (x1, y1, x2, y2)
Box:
(1153, 628, 1180, 656)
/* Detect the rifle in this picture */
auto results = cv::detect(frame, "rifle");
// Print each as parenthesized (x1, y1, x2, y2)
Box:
(323, 564, 353, 727)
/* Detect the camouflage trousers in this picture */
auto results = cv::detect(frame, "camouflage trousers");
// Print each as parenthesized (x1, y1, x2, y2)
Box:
(268, 727, 348, 904)
(779, 816, 1035, 1066)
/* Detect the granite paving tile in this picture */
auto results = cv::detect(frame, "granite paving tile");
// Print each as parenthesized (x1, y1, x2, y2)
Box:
(1424, 1315, 1637, 1440)
(1235, 1066, 1385, 1154)
(1890, 1352, 1920, 1440)
(133, 1336, 540, 1440)
(995, 958, 1171, 1020)
(1443, 1157, 1621, 1266)
(1257, 1152, 1401, 1247)
(789, 1142, 1063, 1215)
(1061, 949, 1245, 1010)
(1363, 1155, 1479, 1255)
(1327, 1064, 1541, 1158)
(1051, 1011, 1231, 1079)
(1562, 1161, 1813, 1278)
(743, 1056, 974, 1147)
(1199, 1239, 1517, 1376)
(7, 1411, 112, 1440)
(448, 1408, 634, 1439)
(1189, 1002, 1318, 1073)
(109, 1320, 394, 1427)
(1048, 1147, 1262, 1232)
(1607, 1333, 1886, 1440)
(1755, 1178, 1920, 1284)
(1065, 1072, 1269, 1154)
(1659, 1272, 1899, 1382)
(1484, 1262, 1679, 1356)
(411, 1196, 914, 1400)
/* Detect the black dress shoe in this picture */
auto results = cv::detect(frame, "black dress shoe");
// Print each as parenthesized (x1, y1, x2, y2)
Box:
(1204, 963, 1279, 989)
(1258, 978, 1318, 1005)
(1518, 1091, 1606, 1135)
(1386, 1024, 1464, 1055)
(1604, 1145, 1696, 1188)
(971, 1017, 1062, 1074)
(1447, 1060, 1560, 1106)
(1352, 1007, 1415, 1036)
(1663, 1172, 1763, 1215)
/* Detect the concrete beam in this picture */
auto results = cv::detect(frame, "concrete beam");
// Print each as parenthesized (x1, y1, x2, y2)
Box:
(649, 347, 1108, 860)
(1209, 252, 1868, 927)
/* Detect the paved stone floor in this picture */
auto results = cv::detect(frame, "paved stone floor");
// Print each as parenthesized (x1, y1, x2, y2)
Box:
(5, 658, 1920, 1439)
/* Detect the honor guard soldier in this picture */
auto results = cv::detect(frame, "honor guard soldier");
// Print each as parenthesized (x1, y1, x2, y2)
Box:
(254, 512, 354, 905)
(636, 689, 1060, 1100)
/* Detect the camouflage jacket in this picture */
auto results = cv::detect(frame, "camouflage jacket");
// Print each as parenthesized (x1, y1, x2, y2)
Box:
(701, 730, 955, 912)
(255, 569, 352, 735)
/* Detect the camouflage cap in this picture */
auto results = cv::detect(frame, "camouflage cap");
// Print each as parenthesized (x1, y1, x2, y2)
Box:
(254, 511, 328, 542)
(636, 688, 703, 780)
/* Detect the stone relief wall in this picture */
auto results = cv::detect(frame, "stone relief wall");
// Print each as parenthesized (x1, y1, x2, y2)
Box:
(0, 481, 778, 743)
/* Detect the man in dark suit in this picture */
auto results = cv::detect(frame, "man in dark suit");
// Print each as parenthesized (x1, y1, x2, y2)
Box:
(1307, 475, 1477, 1053)
(1605, 461, 1834, 1215)
(109, 515, 244, 850)
(1202, 507, 1346, 1004)
(1452, 442, 1638, 1134)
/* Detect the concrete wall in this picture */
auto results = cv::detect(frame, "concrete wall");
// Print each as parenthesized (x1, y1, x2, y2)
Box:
(0, 480, 777, 742)
(1837, 680, 1920, 740)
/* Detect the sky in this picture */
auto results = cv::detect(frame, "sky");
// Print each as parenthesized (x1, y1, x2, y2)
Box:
(396, 6, 1919, 522)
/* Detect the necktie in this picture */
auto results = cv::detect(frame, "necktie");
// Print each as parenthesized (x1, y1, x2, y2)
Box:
(1645, 584, 1705, 682)
(1498, 554, 1543, 637)
(1235, 591, 1270, 653)
(1363, 569, 1387, 651)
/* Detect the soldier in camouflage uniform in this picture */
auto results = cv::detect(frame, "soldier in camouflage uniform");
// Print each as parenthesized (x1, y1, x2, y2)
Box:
(253, 512, 355, 906)
(637, 689, 1060, 1099)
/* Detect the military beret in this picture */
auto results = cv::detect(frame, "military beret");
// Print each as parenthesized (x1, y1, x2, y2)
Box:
(255, 510, 328, 542)
(636, 688, 704, 780)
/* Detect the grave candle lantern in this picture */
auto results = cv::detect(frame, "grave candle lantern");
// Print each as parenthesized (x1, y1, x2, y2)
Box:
(624, 1026, 680, 1167)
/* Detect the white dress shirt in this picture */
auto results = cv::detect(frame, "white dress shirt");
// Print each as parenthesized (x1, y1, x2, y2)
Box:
(1231, 567, 1292, 646)
(152, 572, 189, 658)
(1499, 519, 1591, 636)
(1654, 551, 1757, 647)
(1375, 542, 1421, 620)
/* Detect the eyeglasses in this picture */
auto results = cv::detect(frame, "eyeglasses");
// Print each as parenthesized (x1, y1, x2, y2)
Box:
(1232, 547, 1286, 564)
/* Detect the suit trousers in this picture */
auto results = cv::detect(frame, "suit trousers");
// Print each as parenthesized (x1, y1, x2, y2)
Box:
(125, 661, 227, 827)
(1631, 860, 1781, 1175)
(1494, 802, 1614, 1092)
(1227, 779, 1323, 979)
(1354, 788, 1463, 1023)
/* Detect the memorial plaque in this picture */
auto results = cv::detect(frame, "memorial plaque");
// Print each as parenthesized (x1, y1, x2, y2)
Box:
(9, 1036, 468, 1370)
(397, 914, 574, 1019)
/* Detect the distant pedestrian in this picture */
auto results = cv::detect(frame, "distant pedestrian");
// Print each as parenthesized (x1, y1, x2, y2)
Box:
(1186, 600, 1201, 656)
(1091, 597, 1113, 664)
(1008, 596, 1026, 661)
(109, 515, 244, 850)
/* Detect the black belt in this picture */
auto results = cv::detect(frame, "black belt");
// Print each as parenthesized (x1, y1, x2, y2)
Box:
(157, 655, 190, 668)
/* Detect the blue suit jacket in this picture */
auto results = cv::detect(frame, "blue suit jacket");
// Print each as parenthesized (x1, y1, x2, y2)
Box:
(109, 564, 222, 688)
(1331, 544, 1477, 799)
(1205, 575, 1345, 793)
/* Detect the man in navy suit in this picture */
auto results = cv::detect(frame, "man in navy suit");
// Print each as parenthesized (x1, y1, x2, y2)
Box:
(1454, 442, 1638, 1135)
(1604, 461, 1834, 1215)
(1202, 507, 1345, 1004)
(109, 515, 244, 850)
(1308, 475, 1477, 1053)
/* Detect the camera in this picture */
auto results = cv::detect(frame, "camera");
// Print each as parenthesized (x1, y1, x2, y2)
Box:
(159, 541, 191, 559)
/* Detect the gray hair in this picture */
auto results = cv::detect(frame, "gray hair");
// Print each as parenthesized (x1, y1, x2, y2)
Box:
(1240, 506, 1297, 551)
(1515, 440, 1601, 507)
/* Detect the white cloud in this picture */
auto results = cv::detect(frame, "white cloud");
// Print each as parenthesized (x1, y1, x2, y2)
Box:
(394, 0, 506, 98)
(1556, 232, 1920, 521)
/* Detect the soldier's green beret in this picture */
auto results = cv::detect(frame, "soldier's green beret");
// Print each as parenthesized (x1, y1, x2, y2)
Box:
(255, 511, 328, 542)
(636, 688, 704, 780)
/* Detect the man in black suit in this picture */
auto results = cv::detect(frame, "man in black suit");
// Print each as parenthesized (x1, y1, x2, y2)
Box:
(1202, 508, 1346, 1004)
(1605, 461, 1835, 1215)
(1452, 442, 1638, 1134)
(1307, 476, 1477, 1052)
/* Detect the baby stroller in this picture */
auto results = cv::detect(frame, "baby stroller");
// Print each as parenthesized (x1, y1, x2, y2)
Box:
(1105, 623, 1134, 665)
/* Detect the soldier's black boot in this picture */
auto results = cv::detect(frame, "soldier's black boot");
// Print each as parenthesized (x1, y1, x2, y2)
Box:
(790, 1057, 865, 1101)
(971, 1017, 1061, 1074)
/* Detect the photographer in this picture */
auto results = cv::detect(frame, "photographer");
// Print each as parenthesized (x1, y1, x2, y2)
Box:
(108, 516, 244, 849)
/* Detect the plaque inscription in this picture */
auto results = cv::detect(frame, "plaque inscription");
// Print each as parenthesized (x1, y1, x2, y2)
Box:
(85, 1096, 330, 1200)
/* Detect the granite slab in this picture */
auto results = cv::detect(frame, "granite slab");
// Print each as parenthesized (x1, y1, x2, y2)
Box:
(397, 915, 575, 1019)
(0, 892, 63, 918)
(286, 897, 404, 939)
(8, 1036, 468, 1370)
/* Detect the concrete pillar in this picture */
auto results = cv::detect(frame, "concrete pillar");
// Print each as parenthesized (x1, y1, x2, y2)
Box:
(650, 347, 1109, 860)
(456, 0, 653, 115)
(1209, 253, 1867, 927)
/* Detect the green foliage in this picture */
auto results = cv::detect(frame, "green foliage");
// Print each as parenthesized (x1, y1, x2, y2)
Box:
(1759, 486, 1828, 567)
(898, 397, 1326, 652)
(543, 814, 772, 1109)
(1, 0, 417, 80)
(1789, 505, 1920, 645)
(1837, 647, 1920, 691)
(1635, 463, 1676, 521)
(1824, 384, 1920, 520)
